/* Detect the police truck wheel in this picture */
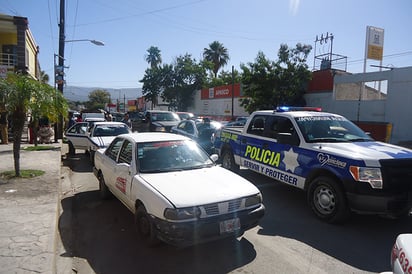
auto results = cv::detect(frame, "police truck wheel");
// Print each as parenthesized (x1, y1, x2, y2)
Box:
(135, 206, 159, 247)
(307, 176, 349, 223)
(222, 150, 240, 173)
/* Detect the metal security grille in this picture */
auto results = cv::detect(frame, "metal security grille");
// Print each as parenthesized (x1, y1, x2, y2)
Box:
(201, 198, 243, 217)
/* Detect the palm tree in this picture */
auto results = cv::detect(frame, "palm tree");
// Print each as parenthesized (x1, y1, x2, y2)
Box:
(0, 72, 67, 176)
(203, 41, 230, 78)
(145, 46, 162, 69)
(40, 70, 49, 84)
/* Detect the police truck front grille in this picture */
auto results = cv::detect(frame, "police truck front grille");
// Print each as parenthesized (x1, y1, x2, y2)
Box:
(201, 198, 243, 217)
(379, 159, 412, 192)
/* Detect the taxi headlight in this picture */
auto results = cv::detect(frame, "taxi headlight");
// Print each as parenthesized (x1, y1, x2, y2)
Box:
(349, 166, 383, 189)
(245, 193, 262, 207)
(164, 207, 201, 220)
(154, 126, 166, 132)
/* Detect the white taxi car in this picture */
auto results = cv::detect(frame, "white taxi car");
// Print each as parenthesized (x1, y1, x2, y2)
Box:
(93, 132, 265, 247)
(389, 234, 412, 274)
(65, 121, 130, 162)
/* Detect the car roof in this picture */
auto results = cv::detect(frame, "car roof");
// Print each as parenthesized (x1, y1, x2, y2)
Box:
(93, 121, 127, 126)
(253, 110, 344, 118)
(120, 132, 190, 143)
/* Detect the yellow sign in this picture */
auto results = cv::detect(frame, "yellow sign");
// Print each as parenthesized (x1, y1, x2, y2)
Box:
(366, 26, 384, 61)
(367, 45, 383, 60)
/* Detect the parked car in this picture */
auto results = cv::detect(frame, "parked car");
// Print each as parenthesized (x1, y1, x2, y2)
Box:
(171, 118, 223, 154)
(386, 234, 412, 274)
(93, 132, 265, 247)
(65, 121, 130, 158)
(87, 122, 131, 164)
(138, 110, 181, 132)
(176, 111, 195, 120)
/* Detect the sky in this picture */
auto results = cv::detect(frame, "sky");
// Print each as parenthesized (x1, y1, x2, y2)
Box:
(1, 0, 411, 90)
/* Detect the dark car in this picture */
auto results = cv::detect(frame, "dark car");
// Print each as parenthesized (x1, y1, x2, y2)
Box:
(171, 118, 223, 154)
(138, 110, 181, 132)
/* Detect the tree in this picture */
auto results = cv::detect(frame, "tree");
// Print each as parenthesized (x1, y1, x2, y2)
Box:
(85, 89, 111, 110)
(162, 54, 206, 111)
(40, 70, 49, 84)
(145, 46, 162, 69)
(140, 66, 164, 109)
(240, 43, 312, 113)
(203, 41, 230, 78)
(0, 72, 67, 176)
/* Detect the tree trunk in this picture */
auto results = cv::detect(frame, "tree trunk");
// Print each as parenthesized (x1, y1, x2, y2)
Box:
(12, 109, 25, 177)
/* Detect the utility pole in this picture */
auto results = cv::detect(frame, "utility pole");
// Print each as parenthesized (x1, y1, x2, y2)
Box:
(231, 65, 234, 121)
(55, 0, 65, 141)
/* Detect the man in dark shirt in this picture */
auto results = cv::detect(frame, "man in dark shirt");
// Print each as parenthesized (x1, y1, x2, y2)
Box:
(0, 110, 8, 144)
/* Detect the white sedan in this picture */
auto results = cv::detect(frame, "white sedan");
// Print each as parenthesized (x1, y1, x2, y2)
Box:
(93, 132, 265, 247)
(387, 234, 412, 274)
(65, 121, 130, 161)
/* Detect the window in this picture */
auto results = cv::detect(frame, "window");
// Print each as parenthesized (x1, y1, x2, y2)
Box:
(118, 141, 133, 164)
(105, 138, 124, 161)
(246, 115, 266, 136)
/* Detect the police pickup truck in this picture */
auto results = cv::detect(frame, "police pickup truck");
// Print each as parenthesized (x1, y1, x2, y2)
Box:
(213, 107, 412, 223)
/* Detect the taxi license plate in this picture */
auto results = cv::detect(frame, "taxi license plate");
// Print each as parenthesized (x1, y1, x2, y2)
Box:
(219, 218, 240, 234)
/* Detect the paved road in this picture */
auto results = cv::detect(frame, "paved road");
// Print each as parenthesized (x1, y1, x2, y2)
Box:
(59, 152, 412, 274)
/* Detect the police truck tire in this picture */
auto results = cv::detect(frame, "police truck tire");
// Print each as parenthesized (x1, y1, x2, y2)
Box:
(307, 176, 350, 224)
(222, 150, 240, 173)
(135, 206, 159, 247)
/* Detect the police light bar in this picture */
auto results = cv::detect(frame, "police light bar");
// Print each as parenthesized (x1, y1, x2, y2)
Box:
(275, 106, 322, 112)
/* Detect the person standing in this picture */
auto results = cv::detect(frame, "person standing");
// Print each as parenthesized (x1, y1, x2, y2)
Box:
(0, 110, 8, 144)
(121, 112, 132, 128)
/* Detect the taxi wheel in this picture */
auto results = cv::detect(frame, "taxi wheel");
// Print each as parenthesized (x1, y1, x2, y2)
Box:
(90, 151, 95, 166)
(68, 141, 75, 156)
(222, 150, 240, 173)
(135, 206, 160, 247)
(307, 176, 350, 224)
(99, 174, 112, 199)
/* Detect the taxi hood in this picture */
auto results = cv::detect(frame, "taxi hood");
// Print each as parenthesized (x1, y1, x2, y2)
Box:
(139, 166, 260, 208)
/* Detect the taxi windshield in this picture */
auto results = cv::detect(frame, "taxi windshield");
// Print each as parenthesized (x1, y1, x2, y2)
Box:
(137, 140, 214, 173)
(295, 115, 374, 143)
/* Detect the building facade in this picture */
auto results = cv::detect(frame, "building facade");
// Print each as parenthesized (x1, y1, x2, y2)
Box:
(0, 14, 40, 80)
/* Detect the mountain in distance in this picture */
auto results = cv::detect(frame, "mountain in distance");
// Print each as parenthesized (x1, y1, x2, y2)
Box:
(63, 86, 143, 102)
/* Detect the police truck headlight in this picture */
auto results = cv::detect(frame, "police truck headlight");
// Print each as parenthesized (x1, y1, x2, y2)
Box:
(349, 166, 383, 189)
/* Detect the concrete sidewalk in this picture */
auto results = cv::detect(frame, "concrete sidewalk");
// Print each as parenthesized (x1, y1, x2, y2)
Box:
(0, 142, 63, 274)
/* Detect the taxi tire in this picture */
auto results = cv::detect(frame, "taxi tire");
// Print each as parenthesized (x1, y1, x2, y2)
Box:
(135, 206, 160, 247)
(68, 141, 75, 156)
(222, 150, 240, 173)
(307, 176, 350, 224)
(99, 174, 112, 199)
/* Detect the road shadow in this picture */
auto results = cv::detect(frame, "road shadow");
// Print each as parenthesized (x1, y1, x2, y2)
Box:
(58, 189, 257, 274)
(238, 169, 412, 273)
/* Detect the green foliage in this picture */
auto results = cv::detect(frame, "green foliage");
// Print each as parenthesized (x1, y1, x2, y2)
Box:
(0, 72, 68, 176)
(0, 169, 45, 179)
(203, 41, 230, 78)
(140, 53, 207, 111)
(240, 43, 312, 113)
(86, 89, 111, 110)
(145, 46, 162, 69)
(162, 54, 206, 111)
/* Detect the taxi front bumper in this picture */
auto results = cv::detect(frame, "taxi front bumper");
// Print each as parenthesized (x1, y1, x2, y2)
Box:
(152, 204, 265, 247)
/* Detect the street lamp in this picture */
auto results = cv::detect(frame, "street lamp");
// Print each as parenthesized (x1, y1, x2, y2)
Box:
(65, 39, 105, 46)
